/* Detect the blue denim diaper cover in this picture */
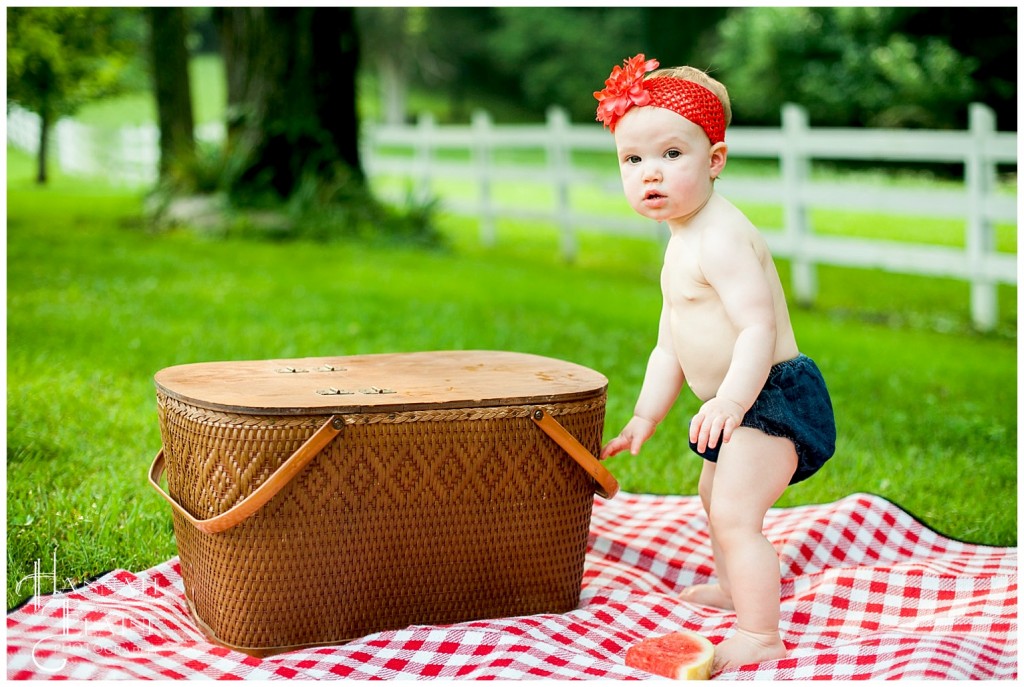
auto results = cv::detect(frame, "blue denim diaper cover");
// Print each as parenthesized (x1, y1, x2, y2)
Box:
(689, 354, 836, 484)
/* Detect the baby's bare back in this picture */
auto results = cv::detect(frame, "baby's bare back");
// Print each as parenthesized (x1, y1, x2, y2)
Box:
(662, 196, 798, 401)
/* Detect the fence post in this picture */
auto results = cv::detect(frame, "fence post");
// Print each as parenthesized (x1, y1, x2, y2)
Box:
(471, 109, 496, 247)
(546, 106, 576, 261)
(56, 119, 95, 178)
(6, 106, 41, 153)
(414, 112, 436, 205)
(119, 124, 158, 187)
(781, 103, 816, 307)
(965, 103, 998, 331)
(118, 126, 137, 186)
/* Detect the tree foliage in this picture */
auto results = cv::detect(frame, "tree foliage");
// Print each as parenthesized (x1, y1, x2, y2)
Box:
(7, 7, 135, 118)
(708, 7, 981, 129)
(410, 7, 655, 123)
(390, 7, 1012, 131)
(356, 7, 437, 125)
(487, 7, 644, 118)
(7, 6, 137, 182)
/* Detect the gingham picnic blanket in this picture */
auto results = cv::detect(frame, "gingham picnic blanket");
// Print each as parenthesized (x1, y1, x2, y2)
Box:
(7, 492, 1017, 680)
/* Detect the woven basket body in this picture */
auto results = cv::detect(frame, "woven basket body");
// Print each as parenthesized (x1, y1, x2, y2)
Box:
(152, 351, 613, 656)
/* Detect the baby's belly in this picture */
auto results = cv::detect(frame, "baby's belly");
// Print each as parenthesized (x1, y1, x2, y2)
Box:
(675, 341, 732, 401)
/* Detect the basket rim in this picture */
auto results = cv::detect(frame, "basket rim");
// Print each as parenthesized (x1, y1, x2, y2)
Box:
(154, 350, 608, 416)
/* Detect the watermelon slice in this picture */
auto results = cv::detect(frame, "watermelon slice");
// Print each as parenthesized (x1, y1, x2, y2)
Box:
(625, 630, 715, 680)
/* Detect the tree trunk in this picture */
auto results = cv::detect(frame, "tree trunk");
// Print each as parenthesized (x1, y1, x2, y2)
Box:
(217, 7, 363, 200)
(36, 110, 49, 185)
(148, 7, 196, 181)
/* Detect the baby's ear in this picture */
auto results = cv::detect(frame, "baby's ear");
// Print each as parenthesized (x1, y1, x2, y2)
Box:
(709, 142, 728, 180)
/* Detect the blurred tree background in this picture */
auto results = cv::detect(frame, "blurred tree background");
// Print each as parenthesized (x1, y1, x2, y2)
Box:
(7, 6, 1016, 236)
(377, 6, 1015, 130)
(6, 7, 139, 182)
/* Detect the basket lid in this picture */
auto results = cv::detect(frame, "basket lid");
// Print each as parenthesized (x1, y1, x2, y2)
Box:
(154, 350, 607, 415)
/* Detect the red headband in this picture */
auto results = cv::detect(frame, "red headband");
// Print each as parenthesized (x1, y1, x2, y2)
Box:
(594, 54, 726, 144)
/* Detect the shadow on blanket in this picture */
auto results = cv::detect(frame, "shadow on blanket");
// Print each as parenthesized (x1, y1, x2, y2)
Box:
(7, 492, 1017, 680)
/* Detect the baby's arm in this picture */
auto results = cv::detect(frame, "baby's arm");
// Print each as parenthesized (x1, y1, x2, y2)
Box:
(602, 301, 683, 458)
(689, 228, 777, 452)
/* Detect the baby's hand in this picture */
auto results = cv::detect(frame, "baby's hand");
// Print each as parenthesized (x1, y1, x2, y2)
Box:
(689, 397, 745, 453)
(601, 416, 657, 459)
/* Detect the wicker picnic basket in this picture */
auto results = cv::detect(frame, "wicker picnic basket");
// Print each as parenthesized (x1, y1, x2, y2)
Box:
(149, 350, 618, 657)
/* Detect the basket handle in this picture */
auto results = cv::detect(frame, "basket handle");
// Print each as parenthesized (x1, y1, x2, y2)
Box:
(531, 407, 619, 499)
(148, 415, 344, 534)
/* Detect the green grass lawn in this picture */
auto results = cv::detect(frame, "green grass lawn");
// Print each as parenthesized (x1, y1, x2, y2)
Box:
(5, 144, 1017, 609)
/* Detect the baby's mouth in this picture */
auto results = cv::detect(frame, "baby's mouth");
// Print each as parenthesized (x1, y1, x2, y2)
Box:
(644, 190, 665, 201)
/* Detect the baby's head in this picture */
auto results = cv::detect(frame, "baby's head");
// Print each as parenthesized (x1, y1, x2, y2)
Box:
(594, 55, 732, 145)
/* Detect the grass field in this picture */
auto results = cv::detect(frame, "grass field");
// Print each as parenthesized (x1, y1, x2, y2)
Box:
(5, 140, 1017, 608)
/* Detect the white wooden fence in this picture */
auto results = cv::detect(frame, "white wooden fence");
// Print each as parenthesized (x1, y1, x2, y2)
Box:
(363, 104, 1016, 331)
(6, 106, 223, 186)
(8, 103, 1017, 330)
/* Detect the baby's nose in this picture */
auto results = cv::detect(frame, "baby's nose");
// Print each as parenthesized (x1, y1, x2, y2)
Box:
(642, 164, 662, 182)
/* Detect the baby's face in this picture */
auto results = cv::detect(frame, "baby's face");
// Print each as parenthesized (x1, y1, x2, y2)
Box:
(613, 107, 717, 224)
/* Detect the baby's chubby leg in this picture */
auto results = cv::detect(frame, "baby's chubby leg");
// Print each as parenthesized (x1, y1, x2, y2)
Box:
(680, 461, 734, 609)
(679, 524, 736, 609)
(703, 428, 796, 674)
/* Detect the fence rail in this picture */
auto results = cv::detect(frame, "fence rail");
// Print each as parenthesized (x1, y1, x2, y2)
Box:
(8, 103, 1017, 330)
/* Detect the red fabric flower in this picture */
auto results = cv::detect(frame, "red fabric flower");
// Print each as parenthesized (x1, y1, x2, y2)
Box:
(594, 54, 660, 130)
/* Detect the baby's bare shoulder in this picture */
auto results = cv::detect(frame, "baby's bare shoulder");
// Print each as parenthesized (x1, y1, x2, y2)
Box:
(699, 195, 759, 236)
(698, 213, 760, 258)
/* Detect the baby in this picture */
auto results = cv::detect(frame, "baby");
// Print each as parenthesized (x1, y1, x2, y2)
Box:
(596, 55, 837, 673)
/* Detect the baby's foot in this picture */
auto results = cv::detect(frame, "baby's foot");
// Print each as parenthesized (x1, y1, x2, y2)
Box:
(679, 584, 734, 610)
(712, 628, 787, 675)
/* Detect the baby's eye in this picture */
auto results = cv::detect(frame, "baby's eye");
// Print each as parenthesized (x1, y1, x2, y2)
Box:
(665, 149, 682, 159)
(625, 154, 642, 164)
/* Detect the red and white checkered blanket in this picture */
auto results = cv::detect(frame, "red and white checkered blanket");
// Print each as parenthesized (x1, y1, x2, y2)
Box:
(7, 492, 1017, 680)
